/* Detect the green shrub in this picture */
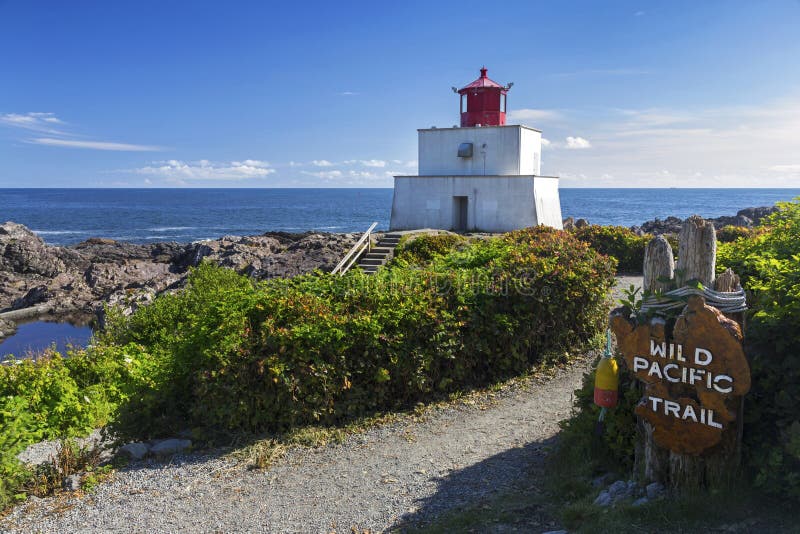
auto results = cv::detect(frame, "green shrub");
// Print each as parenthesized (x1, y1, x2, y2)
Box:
(716, 225, 753, 243)
(392, 233, 468, 266)
(717, 198, 800, 500)
(0, 396, 37, 509)
(556, 360, 640, 475)
(0, 226, 618, 507)
(571, 225, 649, 273)
(105, 228, 616, 438)
(0, 340, 163, 508)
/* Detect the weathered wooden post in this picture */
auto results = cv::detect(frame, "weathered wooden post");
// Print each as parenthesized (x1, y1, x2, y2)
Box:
(643, 235, 674, 293)
(676, 215, 717, 287)
(611, 216, 750, 489)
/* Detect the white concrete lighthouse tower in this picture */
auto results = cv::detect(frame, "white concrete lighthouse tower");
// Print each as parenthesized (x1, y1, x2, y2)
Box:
(390, 67, 563, 232)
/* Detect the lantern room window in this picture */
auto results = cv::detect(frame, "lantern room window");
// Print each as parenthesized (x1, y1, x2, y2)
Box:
(461, 94, 467, 113)
(500, 93, 506, 113)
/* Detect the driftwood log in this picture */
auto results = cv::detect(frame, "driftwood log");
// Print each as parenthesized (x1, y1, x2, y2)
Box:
(611, 216, 750, 488)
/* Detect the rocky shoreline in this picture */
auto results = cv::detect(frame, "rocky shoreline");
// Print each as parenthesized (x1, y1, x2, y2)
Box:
(563, 205, 777, 234)
(0, 222, 359, 337)
(0, 205, 777, 339)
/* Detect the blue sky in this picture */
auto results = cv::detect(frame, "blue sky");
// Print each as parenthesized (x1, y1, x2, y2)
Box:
(2, 0, 799, 188)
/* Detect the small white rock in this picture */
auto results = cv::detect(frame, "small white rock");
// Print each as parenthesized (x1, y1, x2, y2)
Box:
(150, 438, 192, 456)
(646, 481, 666, 500)
(593, 490, 612, 507)
(119, 442, 150, 460)
(62, 474, 81, 491)
(607, 479, 628, 497)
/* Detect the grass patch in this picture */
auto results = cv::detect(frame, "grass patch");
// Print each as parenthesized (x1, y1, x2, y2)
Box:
(554, 484, 795, 533)
(408, 439, 796, 534)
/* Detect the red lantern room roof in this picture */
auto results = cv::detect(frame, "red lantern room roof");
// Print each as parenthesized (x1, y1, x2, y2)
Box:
(456, 67, 511, 127)
(458, 67, 506, 93)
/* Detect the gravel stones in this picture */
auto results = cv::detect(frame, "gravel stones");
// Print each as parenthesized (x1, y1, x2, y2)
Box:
(0, 358, 594, 533)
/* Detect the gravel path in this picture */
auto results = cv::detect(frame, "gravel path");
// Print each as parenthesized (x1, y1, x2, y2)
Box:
(1, 359, 592, 533)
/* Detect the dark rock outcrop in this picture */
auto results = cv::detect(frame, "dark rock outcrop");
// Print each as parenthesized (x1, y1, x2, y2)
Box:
(0, 222, 358, 320)
(0, 222, 65, 277)
(637, 206, 778, 235)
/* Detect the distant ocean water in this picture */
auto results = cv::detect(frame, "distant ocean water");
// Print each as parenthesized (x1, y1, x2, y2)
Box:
(1, 188, 798, 246)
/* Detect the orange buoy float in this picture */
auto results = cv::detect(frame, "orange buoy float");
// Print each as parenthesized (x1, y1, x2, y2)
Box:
(594, 356, 619, 408)
(594, 330, 619, 435)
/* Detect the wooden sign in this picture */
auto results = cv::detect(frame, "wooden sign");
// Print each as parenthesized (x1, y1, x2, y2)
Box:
(611, 295, 751, 455)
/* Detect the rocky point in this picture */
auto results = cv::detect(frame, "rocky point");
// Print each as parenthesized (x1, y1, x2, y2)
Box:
(0, 221, 358, 325)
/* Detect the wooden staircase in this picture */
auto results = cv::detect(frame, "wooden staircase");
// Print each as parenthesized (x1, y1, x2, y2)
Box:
(357, 233, 402, 275)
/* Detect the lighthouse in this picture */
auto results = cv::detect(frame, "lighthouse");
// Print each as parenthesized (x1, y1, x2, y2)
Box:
(389, 67, 563, 232)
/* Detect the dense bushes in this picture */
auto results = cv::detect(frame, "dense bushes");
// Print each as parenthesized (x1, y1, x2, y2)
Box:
(571, 225, 649, 273)
(0, 344, 145, 508)
(392, 233, 468, 266)
(554, 199, 800, 503)
(716, 225, 753, 243)
(717, 199, 800, 500)
(0, 226, 616, 507)
(103, 226, 615, 437)
(556, 362, 640, 473)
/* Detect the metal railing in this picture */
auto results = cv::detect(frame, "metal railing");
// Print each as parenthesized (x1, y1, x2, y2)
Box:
(331, 222, 378, 275)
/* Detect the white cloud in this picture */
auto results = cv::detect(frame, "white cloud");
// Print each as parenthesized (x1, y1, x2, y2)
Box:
(348, 170, 375, 178)
(543, 97, 800, 187)
(360, 159, 386, 167)
(617, 108, 696, 127)
(338, 91, 359, 96)
(1, 112, 65, 133)
(3, 111, 164, 152)
(301, 170, 343, 179)
(135, 159, 275, 180)
(234, 159, 270, 167)
(311, 159, 335, 167)
(565, 136, 592, 149)
(768, 164, 800, 172)
(541, 138, 551, 147)
(507, 108, 563, 123)
(30, 137, 164, 151)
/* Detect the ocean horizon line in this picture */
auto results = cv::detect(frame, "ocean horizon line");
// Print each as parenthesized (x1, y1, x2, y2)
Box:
(2, 186, 800, 191)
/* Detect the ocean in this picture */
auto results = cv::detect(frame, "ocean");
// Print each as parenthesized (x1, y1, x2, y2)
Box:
(1, 188, 799, 246)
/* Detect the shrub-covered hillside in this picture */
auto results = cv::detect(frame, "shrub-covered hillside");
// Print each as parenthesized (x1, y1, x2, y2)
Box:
(550, 198, 800, 522)
(717, 198, 800, 500)
(0, 226, 616, 508)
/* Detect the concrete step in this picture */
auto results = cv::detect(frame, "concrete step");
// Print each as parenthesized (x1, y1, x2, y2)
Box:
(384, 233, 403, 239)
(359, 258, 386, 266)
(378, 239, 400, 247)
(370, 247, 393, 254)
(360, 266, 379, 274)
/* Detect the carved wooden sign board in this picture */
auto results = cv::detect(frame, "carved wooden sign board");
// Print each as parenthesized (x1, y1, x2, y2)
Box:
(611, 295, 751, 455)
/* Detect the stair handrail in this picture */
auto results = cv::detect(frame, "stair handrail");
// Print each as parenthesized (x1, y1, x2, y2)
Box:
(331, 222, 378, 275)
